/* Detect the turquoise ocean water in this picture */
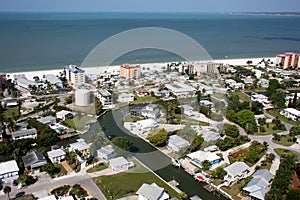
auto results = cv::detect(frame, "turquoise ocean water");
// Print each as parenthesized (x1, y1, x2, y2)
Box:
(0, 12, 300, 72)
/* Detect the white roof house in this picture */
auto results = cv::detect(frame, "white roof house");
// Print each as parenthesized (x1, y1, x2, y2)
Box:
(118, 93, 134, 103)
(242, 169, 273, 200)
(45, 74, 63, 89)
(38, 195, 57, 200)
(37, 116, 57, 126)
(0, 160, 19, 181)
(251, 93, 270, 104)
(109, 156, 134, 172)
(224, 162, 250, 184)
(165, 82, 196, 99)
(187, 150, 220, 168)
(199, 130, 220, 141)
(47, 149, 66, 164)
(12, 128, 37, 140)
(97, 145, 116, 160)
(136, 183, 169, 200)
(167, 135, 190, 152)
(280, 108, 300, 121)
(69, 140, 90, 152)
(135, 119, 159, 132)
(56, 110, 76, 120)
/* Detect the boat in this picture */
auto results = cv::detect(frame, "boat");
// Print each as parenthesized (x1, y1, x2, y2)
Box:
(194, 172, 210, 183)
(171, 158, 181, 167)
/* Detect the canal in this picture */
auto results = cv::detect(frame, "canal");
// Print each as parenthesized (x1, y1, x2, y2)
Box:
(83, 106, 225, 200)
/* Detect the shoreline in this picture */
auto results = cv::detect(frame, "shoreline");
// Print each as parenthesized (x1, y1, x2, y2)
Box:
(6, 57, 276, 81)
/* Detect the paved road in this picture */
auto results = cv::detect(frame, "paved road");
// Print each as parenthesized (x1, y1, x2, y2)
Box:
(0, 172, 107, 200)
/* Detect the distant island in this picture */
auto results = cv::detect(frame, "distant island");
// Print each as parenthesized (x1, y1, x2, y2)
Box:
(228, 12, 300, 16)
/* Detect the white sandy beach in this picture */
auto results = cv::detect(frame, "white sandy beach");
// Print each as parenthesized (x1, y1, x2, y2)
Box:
(7, 57, 276, 81)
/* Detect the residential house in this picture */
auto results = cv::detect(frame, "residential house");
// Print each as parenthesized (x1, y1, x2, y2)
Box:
(96, 89, 113, 109)
(153, 90, 170, 98)
(12, 128, 37, 140)
(251, 93, 270, 104)
(15, 122, 28, 130)
(97, 145, 116, 160)
(203, 145, 219, 152)
(136, 183, 169, 200)
(109, 156, 134, 171)
(141, 104, 161, 120)
(187, 150, 220, 168)
(47, 149, 66, 164)
(22, 150, 47, 171)
(135, 88, 149, 97)
(37, 116, 57, 126)
(224, 162, 250, 184)
(118, 93, 134, 103)
(258, 79, 269, 88)
(242, 169, 273, 200)
(280, 108, 300, 121)
(69, 139, 90, 158)
(167, 135, 190, 152)
(199, 130, 220, 141)
(56, 110, 76, 120)
(2, 99, 19, 108)
(0, 160, 19, 181)
(165, 82, 196, 99)
(135, 119, 159, 133)
(199, 100, 214, 107)
(38, 195, 57, 200)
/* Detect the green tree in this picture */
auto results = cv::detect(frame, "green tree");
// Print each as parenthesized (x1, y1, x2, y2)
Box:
(4, 186, 11, 200)
(111, 136, 133, 151)
(224, 125, 239, 138)
(251, 101, 264, 115)
(290, 126, 300, 137)
(245, 151, 260, 164)
(202, 160, 211, 170)
(236, 109, 257, 134)
(64, 95, 73, 104)
(147, 129, 168, 147)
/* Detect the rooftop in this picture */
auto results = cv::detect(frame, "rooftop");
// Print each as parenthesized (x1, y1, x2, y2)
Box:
(47, 149, 66, 158)
(136, 183, 166, 200)
(0, 160, 19, 175)
(224, 161, 249, 177)
(64, 65, 85, 73)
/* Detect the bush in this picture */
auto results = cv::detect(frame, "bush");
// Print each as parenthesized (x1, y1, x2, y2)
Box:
(147, 129, 168, 147)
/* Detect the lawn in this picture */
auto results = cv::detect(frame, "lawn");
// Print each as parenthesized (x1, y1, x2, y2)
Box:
(272, 135, 295, 146)
(256, 124, 283, 135)
(274, 148, 297, 157)
(131, 95, 158, 104)
(87, 163, 108, 173)
(221, 181, 247, 200)
(93, 171, 180, 199)
(232, 91, 250, 102)
(123, 114, 143, 123)
(267, 109, 299, 126)
(64, 115, 95, 131)
(3, 107, 20, 119)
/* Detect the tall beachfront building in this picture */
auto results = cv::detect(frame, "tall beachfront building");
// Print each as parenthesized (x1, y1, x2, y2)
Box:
(120, 64, 141, 79)
(64, 65, 86, 86)
(276, 52, 300, 69)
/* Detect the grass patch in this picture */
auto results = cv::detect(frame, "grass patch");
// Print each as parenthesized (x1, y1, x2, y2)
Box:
(87, 163, 108, 173)
(221, 181, 246, 200)
(267, 109, 299, 126)
(123, 114, 143, 123)
(256, 124, 283, 135)
(93, 171, 180, 199)
(228, 148, 266, 167)
(64, 115, 95, 131)
(274, 148, 297, 157)
(232, 91, 250, 102)
(272, 135, 295, 146)
(131, 95, 158, 104)
(3, 107, 20, 119)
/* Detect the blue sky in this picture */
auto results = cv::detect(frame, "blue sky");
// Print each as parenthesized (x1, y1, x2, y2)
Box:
(0, 0, 300, 12)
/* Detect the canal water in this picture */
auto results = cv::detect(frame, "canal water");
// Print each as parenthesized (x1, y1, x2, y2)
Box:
(83, 106, 225, 200)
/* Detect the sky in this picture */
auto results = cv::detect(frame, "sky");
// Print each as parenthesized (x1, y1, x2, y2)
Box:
(0, 0, 300, 12)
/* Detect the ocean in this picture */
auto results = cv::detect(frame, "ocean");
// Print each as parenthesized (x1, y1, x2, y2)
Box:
(0, 12, 300, 72)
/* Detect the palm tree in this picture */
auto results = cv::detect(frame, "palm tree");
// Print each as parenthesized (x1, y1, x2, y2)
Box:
(4, 186, 11, 200)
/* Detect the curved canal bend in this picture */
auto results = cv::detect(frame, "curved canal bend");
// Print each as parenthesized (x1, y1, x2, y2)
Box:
(85, 107, 224, 199)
